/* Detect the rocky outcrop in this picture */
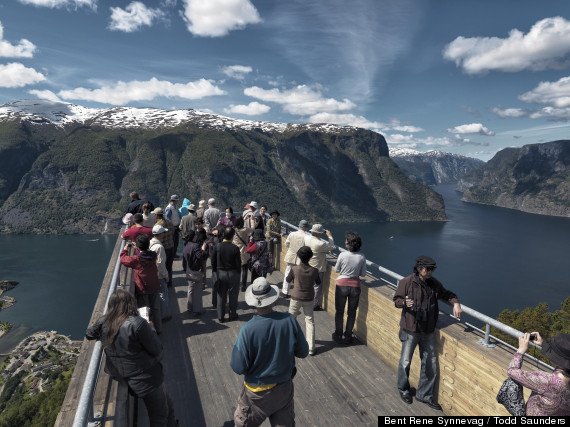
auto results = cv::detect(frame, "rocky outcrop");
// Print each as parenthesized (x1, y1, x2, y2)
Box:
(459, 140, 570, 217)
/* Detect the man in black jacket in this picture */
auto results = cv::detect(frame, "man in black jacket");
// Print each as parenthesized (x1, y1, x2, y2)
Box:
(393, 256, 462, 411)
(211, 227, 242, 323)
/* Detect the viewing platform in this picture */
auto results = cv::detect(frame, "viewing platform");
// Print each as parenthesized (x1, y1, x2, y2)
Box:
(57, 224, 550, 426)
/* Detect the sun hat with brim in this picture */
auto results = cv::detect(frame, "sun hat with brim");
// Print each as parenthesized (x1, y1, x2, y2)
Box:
(310, 224, 326, 234)
(249, 201, 258, 209)
(152, 207, 164, 215)
(542, 333, 570, 370)
(152, 224, 168, 235)
(198, 200, 206, 208)
(188, 204, 196, 212)
(245, 278, 279, 308)
(252, 229, 266, 241)
(298, 220, 309, 229)
(269, 210, 280, 216)
(170, 195, 179, 201)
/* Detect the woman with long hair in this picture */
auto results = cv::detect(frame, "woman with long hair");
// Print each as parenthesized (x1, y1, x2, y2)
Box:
(508, 332, 570, 415)
(86, 289, 176, 426)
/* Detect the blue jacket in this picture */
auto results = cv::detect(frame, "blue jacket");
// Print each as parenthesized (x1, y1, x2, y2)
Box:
(230, 311, 308, 386)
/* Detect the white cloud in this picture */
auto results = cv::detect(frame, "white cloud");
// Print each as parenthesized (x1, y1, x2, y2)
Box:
(0, 63, 46, 87)
(222, 65, 253, 80)
(58, 77, 226, 105)
(28, 89, 62, 102)
(447, 123, 495, 136)
(0, 23, 36, 58)
(519, 76, 570, 107)
(181, 0, 261, 37)
(224, 102, 270, 115)
(244, 85, 356, 115)
(109, 2, 165, 32)
(444, 17, 570, 74)
(491, 107, 529, 118)
(18, 0, 96, 9)
(308, 112, 383, 130)
(385, 119, 424, 132)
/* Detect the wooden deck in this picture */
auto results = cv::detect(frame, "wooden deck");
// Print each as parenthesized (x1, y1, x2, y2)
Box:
(146, 259, 439, 426)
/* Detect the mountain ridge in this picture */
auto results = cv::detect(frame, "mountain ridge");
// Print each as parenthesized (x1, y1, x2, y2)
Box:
(0, 100, 447, 233)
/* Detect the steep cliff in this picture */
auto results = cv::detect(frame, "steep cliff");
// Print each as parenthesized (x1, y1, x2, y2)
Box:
(389, 148, 484, 185)
(0, 100, 447, 233)
(459, 140, 570, 217)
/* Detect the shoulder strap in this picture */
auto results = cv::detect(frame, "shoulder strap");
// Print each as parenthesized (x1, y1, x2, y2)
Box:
(236, 231, 247, 246)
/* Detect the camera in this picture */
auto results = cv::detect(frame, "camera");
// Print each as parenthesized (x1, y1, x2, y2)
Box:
(529, 334, 536, 341)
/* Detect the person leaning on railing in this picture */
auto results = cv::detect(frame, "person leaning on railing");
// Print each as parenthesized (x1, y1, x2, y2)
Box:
(508, 332, 570, 415)
(85, 289, 177, 426)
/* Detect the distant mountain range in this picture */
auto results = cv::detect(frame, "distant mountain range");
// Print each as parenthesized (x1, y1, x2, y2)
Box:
(458, 140, 570, 217)
(389, 147, 485, 185)
(0, 100, 446, 233)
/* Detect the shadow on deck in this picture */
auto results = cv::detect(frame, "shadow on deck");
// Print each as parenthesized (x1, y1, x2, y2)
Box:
(152, 259, 440, 427)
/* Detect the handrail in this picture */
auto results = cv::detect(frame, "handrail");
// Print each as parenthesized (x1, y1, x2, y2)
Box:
(72, 237, 126, 427)
(280, 219, 553, 370)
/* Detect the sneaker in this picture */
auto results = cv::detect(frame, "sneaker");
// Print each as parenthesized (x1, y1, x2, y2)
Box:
(241, 285, 247, 292)
(416, 397, 442, 411)
(399, 391, 412, 405)
(343, 336, 352, 345)
(309, 349, 316, 356)
(313, 305, 323, 311)
(279, 292, 289, 298)
(229, 314, 239, 321)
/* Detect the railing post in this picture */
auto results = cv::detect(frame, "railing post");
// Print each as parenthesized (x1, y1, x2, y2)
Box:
(478, 323, 496, 348)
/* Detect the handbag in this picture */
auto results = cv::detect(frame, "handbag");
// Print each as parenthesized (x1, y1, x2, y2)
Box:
(496, 377, 526, 416)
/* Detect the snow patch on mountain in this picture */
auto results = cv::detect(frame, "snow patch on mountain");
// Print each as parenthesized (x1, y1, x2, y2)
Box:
(0, 99, 362, 135)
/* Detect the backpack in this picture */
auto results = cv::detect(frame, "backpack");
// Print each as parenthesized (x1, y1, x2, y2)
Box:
(250, 241, 272, 275)
(186, 243, 203, 272)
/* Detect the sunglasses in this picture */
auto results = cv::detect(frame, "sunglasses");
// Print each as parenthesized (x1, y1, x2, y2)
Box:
(425, 266, 436, 272)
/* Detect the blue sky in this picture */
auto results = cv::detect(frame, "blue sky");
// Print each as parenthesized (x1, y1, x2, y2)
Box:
(2, 0, 570, 160)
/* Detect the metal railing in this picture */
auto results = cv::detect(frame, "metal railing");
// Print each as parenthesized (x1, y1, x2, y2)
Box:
(280, 219, 554, 371)
(73, 237, 126, 427)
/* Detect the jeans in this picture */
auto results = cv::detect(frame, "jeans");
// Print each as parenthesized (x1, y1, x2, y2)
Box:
(334, 285, 361, 338)
(396, 330, 437, 401)
(289, 299, 315, 352)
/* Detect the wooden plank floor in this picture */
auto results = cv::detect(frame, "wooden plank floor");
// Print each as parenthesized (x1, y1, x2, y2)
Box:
(141, 259, 439, 426)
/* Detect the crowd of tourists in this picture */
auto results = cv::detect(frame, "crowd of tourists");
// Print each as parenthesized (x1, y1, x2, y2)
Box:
(84, 191, 570, 426)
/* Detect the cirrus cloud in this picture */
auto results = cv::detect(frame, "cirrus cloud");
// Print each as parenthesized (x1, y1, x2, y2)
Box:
(490, 107, 529, 118)
(109, 2, 165, 32)
(57, 77, 226, 105)
(0, 22, 37, 58)
(0, 63, 46, 87)
(17, 0, 96, 9)
(181, 0, 261, 37)
(447, 123, 495, 136)
(224, 102, 270, 115)
(444, 17, 570, 74)
(244, 85, 356, 116)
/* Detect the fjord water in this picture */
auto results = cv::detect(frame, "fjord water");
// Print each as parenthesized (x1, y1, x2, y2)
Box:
(328, 184, 569, 319)
(0, 184, 568, 346)
(0, 234, 116, 348)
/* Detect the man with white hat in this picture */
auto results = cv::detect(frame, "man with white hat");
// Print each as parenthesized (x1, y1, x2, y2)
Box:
(231, 277, 309, 427)
(149, 224, 171, 321)
(304, 224, 336, 310)
(203, 198, 222, 232)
